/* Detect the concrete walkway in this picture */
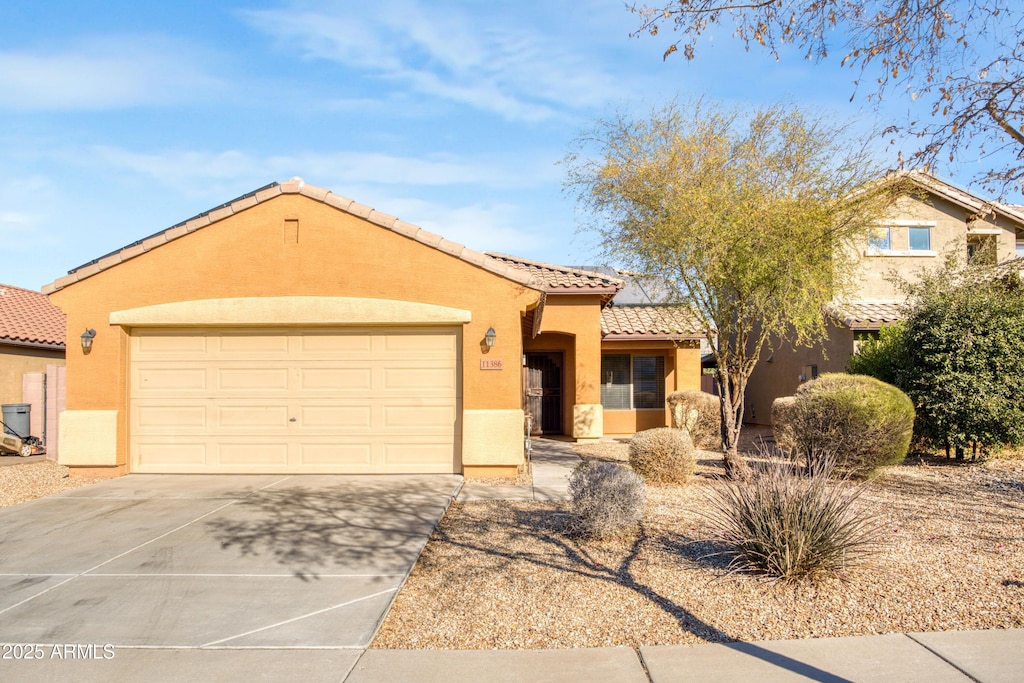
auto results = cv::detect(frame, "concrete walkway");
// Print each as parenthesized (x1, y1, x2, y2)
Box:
(347, 629, 1024, 682)
(456, 438, 580, 502)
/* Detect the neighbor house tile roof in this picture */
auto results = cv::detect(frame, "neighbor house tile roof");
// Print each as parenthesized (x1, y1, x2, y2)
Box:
(829, 302, 905, 330)
(486, 253, 624, 300)
(0, 284, 66, 349)
(601, 305, 704, 340)
(43, 179, 547, 295)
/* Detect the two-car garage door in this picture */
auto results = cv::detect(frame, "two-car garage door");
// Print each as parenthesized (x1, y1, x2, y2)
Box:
(129, 327, 460, 474)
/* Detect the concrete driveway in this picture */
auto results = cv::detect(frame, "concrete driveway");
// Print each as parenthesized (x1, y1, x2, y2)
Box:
(0, 474, 460, 682)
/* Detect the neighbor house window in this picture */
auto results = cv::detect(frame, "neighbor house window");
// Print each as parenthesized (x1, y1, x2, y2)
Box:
(869, 227, 891, 251)
(1017, 240, 1024, 258)
(601, 354, 666, 410)
(908, 227, 931, 251)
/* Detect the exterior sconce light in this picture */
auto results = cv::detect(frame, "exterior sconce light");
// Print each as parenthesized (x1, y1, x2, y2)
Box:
(81, 328, 96, 353)
(484, 327, 497, 349)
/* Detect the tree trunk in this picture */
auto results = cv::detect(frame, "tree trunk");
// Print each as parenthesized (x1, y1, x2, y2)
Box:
(717, 370, 752, 480)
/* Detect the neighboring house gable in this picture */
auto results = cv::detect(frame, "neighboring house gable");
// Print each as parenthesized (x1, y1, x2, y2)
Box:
(746, 170, 1024, 426)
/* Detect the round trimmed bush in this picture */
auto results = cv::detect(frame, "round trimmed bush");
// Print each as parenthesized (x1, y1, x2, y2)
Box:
(628, 427, 697, 484)
(568, 461, 645, 538)
(771, 396, 797, 457)
(789, 373, 915, 477)
(667, 390, 722, 449)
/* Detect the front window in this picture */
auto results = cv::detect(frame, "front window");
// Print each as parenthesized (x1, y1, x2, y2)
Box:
(601, 354, 665, 410)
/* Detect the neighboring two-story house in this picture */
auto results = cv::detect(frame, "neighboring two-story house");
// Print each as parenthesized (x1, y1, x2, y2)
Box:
(745, 169, 1024, 425)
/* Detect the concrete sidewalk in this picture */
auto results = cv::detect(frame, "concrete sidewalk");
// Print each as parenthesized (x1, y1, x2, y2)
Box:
(456, 438, 580, 502)
(347, 629, 1024, 682)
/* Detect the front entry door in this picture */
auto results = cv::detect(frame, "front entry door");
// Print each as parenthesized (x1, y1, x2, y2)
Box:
(525, 352, 563, 435)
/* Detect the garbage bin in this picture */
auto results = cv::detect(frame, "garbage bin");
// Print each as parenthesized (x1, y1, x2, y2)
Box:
(2, 403, 30, 438)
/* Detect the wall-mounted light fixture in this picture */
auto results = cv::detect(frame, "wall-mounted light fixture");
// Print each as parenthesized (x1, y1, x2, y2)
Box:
(484, 327, 497, 349)
(81, 328, 96, 353)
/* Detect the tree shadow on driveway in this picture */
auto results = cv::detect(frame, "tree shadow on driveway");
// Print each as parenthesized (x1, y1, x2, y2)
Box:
(204, 478, 456, 581)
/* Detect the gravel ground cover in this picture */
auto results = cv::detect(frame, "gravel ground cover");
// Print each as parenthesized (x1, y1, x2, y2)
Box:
(0, 460, 104, 508)
(374, 440, 1024, 649)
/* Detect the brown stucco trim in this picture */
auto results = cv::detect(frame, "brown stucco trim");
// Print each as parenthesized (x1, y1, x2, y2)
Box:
(42, 179, 545, 296)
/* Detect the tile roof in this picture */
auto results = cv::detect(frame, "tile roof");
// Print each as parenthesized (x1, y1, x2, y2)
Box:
(601, 305, 704, 339)
(893, 169, 1024, 225)
(828, 302, 905, 330)
(43, 179, 546, 295)
(486, 253, 624, 297)
(0, 284, 66, 349)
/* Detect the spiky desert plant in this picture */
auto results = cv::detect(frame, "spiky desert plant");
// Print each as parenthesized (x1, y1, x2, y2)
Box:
(701, 456, 882, 580)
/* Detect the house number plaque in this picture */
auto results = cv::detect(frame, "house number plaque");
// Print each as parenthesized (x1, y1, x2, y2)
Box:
(480, 359, 504, 370)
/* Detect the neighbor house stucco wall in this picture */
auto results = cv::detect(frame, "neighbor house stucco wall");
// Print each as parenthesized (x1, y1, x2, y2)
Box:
(49, 192, 541, 475)
(0, 345, 63, 407)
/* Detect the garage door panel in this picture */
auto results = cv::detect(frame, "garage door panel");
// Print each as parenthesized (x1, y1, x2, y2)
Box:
(382, 442, 455, 466)
(299, 443, 373, 466)
(382, 367, 457, 392)
(217, 367, 290, 392)
(134, 405, 209, 430)
(131, 326, 461, 474)
(382, 332, 455, 354)
(136, 443, 207, 466)
(135, 334, 208, 357)
(381, 404, 457, 429)
(216, 405, 290, 429)
(298, 367, 373, 391)
(217, 333, 291, 355)
(218, 442, 289, 466)
(136, 368, 208, 392)
(298, 333, 373, 355)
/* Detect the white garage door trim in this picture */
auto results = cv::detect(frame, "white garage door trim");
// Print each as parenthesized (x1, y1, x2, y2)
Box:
(129, 326, 461, 474)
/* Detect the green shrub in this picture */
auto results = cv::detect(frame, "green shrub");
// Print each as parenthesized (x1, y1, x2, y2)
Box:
(789, 373, 914, 477)
(568, 461, 645, 538)
(701, 457, 882, 580)
(770, 396, 797, 457)
(628, 427, 697, 484)
(667, 390, 722, 449)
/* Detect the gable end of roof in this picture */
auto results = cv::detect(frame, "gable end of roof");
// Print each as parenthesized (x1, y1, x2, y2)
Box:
(43, 179, 543, 295)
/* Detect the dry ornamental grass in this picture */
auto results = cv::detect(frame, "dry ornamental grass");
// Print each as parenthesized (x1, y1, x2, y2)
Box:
(374, 442, 1024, 650)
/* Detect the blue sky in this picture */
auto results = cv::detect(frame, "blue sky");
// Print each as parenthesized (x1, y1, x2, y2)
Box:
(0, 0, 1008, 290)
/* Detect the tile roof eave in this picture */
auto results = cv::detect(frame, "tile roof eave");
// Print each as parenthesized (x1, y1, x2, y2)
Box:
(602, 332, 705, 341)
(899, 170, 1024, 225)
(0, 337, 66, 351)
(42, 179, 546, 295)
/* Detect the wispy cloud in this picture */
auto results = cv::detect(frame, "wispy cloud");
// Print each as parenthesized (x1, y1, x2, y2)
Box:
(87, 146, 560, 197)
(0, 36, 224, 111)
(239, 0, 623, 121)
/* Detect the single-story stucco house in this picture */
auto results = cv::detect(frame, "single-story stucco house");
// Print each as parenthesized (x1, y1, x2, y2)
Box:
(0, 283, 66, 452)
(44, 179, 703, 478)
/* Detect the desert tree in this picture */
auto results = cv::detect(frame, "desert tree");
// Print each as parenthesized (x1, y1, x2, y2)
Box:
(630, 1, 1024, 198)
(564, 100, 897, 479)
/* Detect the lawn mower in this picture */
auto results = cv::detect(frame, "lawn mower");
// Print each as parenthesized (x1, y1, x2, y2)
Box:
(0, 420, 44, 457)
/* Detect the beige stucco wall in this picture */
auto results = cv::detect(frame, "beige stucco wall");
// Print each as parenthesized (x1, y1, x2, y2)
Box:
(48, 193, 542, 474)
(745, 323, 855, 427)
(847, 193, 1019, 301)
(0, 345, 64, 406)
